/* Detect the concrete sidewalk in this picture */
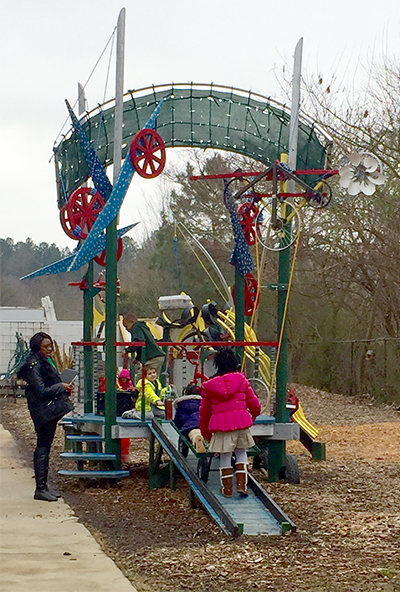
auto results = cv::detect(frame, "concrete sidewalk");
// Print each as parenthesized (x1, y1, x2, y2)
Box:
(0, 424, 137, 592)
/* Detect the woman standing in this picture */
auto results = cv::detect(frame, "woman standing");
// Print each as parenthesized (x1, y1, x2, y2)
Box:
(18, 332, 73, 501)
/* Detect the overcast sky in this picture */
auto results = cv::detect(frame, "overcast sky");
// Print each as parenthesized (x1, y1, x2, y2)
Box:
(1, 0, 399, 250)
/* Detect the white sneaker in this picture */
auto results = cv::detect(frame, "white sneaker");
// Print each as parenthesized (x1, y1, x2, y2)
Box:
(122, 409, 136, 419)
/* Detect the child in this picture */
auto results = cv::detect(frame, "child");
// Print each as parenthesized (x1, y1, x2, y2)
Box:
(122, 367, 165, 420)
(116, 369, 139, 463)
(173, 384, 206, 453)
(199, 347, 261, 497)
(117, 369, 135, 392)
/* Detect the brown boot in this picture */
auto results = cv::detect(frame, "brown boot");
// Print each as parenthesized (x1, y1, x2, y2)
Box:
(235, 463, 249, 496)
(220, 467, 234, 497)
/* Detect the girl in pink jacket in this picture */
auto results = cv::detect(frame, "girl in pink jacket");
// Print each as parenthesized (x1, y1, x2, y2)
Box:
(199, 348, 261, 497)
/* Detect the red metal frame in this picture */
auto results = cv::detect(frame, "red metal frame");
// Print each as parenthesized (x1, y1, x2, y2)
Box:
(190, 168, 338, 181)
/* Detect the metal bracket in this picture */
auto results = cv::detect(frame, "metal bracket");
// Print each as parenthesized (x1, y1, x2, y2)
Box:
(267, 283, 289, 291)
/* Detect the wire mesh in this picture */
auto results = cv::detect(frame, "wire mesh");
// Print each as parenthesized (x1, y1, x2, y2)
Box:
(54, 83, 330, 205)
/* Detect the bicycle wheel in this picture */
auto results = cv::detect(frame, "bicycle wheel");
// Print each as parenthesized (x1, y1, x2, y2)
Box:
(256, 198, 301, 251)
(248, 377, 270, 407)
(306, 180, 332, 209)
(285, 454, 300, 484)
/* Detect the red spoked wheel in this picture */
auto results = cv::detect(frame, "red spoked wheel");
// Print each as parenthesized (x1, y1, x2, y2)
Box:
(60, 187, 105, 240)
(237, 203, 259, 246)
(232, 273, 260, 316)
(129, 128, 166, 178)
(60, 203, 79, 240)
(94, 238, 123, 267)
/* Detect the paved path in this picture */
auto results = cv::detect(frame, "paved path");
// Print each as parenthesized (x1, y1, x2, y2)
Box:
(0, 424, 137, 592)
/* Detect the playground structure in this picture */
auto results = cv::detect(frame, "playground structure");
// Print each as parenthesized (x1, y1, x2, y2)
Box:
(21, 14, 388, 534)
(54, 103, 331, 535)
(20, 69, 335, 533)
(24, 75, 332, 533)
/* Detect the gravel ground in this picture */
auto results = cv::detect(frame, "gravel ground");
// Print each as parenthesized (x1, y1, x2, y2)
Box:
(1, 384, 400, 592)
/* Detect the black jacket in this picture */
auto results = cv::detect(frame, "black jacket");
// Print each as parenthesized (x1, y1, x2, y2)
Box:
(18, 352, 67, 429)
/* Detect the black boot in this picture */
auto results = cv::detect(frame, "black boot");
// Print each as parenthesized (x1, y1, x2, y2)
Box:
(42, 450, 61, 498)
(47, 485, 61, 499)
(33, 447, 57, 502)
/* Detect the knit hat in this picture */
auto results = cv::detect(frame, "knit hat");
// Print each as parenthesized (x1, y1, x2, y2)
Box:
(118, 369, 131, 379)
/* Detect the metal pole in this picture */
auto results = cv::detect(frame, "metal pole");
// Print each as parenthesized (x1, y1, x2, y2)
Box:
(235, 266, 245, 363)
(77, 82, 94, 414)
(83, 263, 94, 413)
(288, 38, 303, 173)
(105, 8, 125, 461)
(269, 39, 303, 482)
(113, 9, 125, 179)
(78, 82, 86, 116)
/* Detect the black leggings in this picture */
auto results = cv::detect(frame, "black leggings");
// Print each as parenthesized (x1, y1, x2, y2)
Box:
(36, 419, 59, 451)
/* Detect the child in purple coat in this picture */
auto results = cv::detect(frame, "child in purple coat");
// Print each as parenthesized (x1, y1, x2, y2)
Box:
(199, 348, 261, 497)
(173, 384, 206, 453)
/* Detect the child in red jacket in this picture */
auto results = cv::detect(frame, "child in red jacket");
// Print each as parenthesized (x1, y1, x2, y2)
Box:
(199, 348, 261, 497)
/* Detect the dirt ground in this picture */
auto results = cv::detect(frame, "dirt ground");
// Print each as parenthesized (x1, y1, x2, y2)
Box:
(1, 384, 400, 592)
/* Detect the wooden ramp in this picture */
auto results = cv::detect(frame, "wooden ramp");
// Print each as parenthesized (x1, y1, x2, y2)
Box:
(151, 421, 295, 537)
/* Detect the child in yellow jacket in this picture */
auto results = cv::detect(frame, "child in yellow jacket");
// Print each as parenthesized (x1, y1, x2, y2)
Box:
(122, 367, 165, 419)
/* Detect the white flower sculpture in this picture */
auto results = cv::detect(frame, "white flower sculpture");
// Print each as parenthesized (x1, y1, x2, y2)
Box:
(339, 152, 385, 196)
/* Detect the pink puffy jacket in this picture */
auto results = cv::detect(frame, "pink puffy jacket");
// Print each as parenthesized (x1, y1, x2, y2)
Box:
(199, 372, 261, 441)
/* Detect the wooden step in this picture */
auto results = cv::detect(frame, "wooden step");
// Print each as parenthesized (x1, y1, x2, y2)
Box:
(58, 469, 130, 479)
(60, 452, 116, 461)
(66, 435, 104, 442)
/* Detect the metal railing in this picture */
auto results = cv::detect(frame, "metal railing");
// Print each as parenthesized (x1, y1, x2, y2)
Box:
(70, 340, 279, 419)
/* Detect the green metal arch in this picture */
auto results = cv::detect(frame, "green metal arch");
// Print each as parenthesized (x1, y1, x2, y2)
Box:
(54, 83, 331, 206)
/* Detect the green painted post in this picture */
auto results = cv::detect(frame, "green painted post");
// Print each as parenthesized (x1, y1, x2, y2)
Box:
(276, 246, 290, 424)
(312, 441, 326, 461)
(83, 261, 94, 413)
(104, 218, 120, 465)
(234, 266, 245, 363)
(102, 7, 124, 467)
(268, 210, 291, 482)
(141, 348, 146, 422)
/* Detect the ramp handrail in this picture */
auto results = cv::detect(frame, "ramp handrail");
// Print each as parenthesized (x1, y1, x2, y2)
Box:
(150, 420, 240, 537)
(248, 474, 296, 532)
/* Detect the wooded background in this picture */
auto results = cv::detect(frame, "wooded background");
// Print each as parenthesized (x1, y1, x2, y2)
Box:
(2, 60, 399, 404)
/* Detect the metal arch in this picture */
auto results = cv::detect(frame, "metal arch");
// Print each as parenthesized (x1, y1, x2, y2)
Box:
(54, 83, 331, 205)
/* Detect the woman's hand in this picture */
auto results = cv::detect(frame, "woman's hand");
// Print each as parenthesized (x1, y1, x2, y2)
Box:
(62, 382, 74, 392)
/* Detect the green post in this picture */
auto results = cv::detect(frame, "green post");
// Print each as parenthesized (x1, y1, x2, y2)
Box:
(159, 324, 169, 388)
(104, 218, 120, 465)
(235, 266, 245, 363)
(141, 347, 146, 422)
(268, 215, 291, 481)
(276, 245, 290, 424)
(83, 261, 94, 413)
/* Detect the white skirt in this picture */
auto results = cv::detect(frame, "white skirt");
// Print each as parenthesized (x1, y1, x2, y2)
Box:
(209, 428, 255, 453)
